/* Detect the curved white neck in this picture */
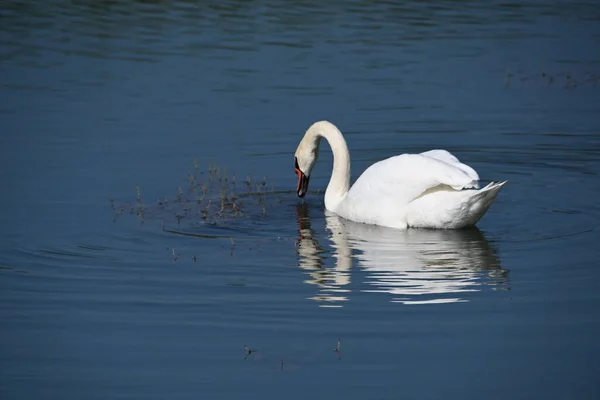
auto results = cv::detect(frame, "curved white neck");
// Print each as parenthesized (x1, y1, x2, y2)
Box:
(306, 121, 351, 211)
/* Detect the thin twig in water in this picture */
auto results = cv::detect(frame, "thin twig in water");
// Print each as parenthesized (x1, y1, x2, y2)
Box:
(244, 345, 258, 360)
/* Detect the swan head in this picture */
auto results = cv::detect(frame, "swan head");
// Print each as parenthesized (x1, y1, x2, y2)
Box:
(294, 135, 320, 197)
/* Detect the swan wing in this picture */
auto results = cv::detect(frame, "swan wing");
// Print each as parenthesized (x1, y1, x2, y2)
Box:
(420, 149, 480, 183)
(347, 153, 479, 207)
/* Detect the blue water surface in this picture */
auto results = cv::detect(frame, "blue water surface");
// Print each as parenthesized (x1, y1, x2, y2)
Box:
(1, 1, 599, 399)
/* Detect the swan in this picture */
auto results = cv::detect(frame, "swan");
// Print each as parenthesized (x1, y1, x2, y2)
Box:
(293, 120, 506, 229)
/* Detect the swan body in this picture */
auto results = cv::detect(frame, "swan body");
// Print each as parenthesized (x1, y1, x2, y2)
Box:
(294, 120, 506, 230)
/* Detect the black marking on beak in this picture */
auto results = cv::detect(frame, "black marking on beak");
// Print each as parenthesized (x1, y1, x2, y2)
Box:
(295, 157, 310, 198)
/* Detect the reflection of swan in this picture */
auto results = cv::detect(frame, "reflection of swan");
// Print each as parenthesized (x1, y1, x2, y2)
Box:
(295, 204, 509, 306)
(293, 121, 506, 229)
(296, 203, 352, 307)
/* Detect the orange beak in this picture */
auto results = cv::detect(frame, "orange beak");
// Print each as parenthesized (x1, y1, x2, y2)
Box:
(295, 157, 310, 198)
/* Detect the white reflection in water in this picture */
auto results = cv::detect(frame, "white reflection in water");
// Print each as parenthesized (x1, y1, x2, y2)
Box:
(295, 204, 509, 307)
(296, 205, 353, 307)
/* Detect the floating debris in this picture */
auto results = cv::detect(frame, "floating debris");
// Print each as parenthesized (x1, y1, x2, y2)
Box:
(244, 345, 258, 360)
(505, 68, 599, 89)
(334, 337, 341, 360)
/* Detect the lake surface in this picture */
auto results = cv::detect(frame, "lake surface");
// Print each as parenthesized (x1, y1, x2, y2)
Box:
(1, 1, 599, 399)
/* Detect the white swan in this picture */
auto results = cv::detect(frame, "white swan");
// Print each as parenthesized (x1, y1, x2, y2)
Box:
(294, 120, 506, 229)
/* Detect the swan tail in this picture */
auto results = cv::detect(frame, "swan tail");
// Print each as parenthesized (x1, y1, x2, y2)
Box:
(478, 180, 507, 197)
(463, 181, 507, 226)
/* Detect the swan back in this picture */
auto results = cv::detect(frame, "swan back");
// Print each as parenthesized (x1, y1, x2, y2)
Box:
(420, 149, 480, 184)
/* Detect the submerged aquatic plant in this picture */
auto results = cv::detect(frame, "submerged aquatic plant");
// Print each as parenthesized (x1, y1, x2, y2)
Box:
(504, 67, 600, 89)
(110, 159, 284, 228)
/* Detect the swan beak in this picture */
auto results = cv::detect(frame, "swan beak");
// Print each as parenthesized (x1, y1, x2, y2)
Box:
(297, 172, 310, 197)
(295, 157, 310, 197)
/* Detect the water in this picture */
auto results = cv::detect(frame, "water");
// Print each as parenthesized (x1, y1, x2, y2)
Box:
(1, 1, 599, 398)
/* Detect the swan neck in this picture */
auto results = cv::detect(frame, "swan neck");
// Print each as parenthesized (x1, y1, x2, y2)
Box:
(309, 122, 350, 210)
